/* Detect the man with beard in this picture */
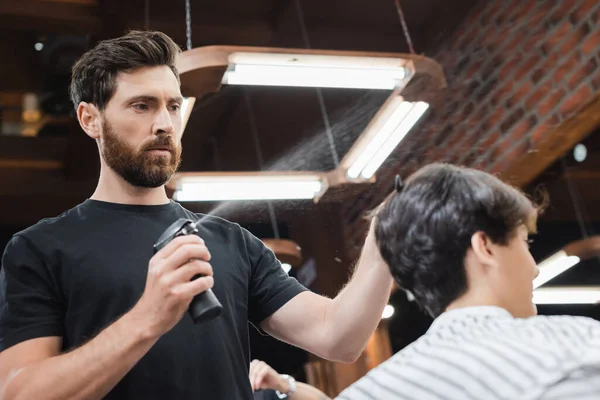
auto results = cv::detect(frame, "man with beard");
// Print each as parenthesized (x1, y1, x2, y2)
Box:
(0, 31, 392, 400)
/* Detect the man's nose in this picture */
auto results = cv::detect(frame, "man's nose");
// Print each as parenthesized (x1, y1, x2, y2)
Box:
(154, 108, 174, 135)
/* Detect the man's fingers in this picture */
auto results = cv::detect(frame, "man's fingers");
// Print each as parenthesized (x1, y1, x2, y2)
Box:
(255, 370, 266, 389)
(255, 362, 272, 389)
(251, 361, 265, 389)
(161, 243, 212, 272)
(172, 275, 214, 298)
(249, 360, 259, 389)
(249, 371, 256, 390)
(164, 260, 213, 286)
(249, 360, 278, 391)
(154, 234, 204, 259)
(249, 360, 263, 390)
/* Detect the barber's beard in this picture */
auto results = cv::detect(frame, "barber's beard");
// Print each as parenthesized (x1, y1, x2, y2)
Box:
(100, 121, 182, 188)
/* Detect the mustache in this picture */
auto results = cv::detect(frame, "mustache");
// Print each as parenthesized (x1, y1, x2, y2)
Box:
(142, 137, 176, 152)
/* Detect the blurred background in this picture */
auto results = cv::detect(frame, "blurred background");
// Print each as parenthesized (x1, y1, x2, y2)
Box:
(1, 0, 600, 396)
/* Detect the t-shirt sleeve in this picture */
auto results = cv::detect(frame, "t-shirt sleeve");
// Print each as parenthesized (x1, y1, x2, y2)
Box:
(0, 235, 65, 352)
(242, 228, 308, 326)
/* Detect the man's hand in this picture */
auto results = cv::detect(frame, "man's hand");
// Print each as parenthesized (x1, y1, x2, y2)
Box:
(249, 359, 289, 393)
(260, 214, 393, 363)
(130, 234, 214, 338)
(249, 360, 332, 400)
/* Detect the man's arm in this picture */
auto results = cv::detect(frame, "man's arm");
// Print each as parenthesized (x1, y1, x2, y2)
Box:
(0, 314, 158, 400)
(0, 235, 214, 400)
(260, 223, 393, 363)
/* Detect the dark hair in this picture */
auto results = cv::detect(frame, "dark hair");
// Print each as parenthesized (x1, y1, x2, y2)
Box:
(69, 30, 181, 111)
(374, 163, 545, 318)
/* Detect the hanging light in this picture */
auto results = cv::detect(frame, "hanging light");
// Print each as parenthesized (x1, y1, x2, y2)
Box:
(177, 46, 424, 138)
(533, 236, 600, 289)
(221, 52, 410, 90)
(175, 0, 445, 201)
(531, 236, 600, 305)
(533, 287, 600, 304)
(533, 251, 581, 289)
(342, 95, 429, 180)
(171, 171, 327, 202)
(175, 47, 442, 200)
(180, 97, 195, 128)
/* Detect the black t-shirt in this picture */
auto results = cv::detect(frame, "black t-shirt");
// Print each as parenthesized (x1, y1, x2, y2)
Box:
(0, 200, 307, 399)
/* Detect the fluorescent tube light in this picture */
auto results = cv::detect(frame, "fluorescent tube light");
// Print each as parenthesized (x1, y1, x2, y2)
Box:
(533, 287, 600, 304)
(533, 251, 581, 289)
(180, 97, 196, 133)
(345, 98, 429, 179)
(225, 65, 404, 90)
(172, 173, 326, 202)
(181, 97, 194, 120)
(221, 52, 410, 90)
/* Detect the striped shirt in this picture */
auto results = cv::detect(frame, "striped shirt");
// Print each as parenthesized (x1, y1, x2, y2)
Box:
(337, 306, 600, 400)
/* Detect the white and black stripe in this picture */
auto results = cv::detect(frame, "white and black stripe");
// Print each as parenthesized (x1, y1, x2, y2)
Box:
(336, 307, 600, 400)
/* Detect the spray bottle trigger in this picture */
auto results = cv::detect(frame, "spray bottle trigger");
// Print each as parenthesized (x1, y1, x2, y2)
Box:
(153, 218, 198, 253)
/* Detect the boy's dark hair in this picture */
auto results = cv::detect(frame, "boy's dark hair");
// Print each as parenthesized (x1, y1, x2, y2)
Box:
(374, 163, 544, 318)
(69, 30, 181, 111)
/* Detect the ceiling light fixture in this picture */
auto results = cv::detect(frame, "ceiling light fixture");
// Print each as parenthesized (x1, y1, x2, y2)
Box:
(342, 95, 429, 180)
(221, 52, 411, 90)
(533, 251, 581, 289)
(533, 236, 600, 289)
(533, 286, 600, 304)
(171, 171, 327, 202)
(174, 46, 445, 202)
(180, 97, 195, 128)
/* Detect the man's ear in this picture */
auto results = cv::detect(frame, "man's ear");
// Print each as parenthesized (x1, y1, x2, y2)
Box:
(470, 231, 499, 269)
(77, 102, 102, 139)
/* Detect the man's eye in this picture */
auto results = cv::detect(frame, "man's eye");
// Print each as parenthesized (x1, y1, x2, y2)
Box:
(170, 105, 180, 112)
(133, 103, 149, 110)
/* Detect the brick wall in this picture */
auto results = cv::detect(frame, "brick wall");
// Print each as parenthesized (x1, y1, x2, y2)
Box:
(342, 0, 600, 260)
